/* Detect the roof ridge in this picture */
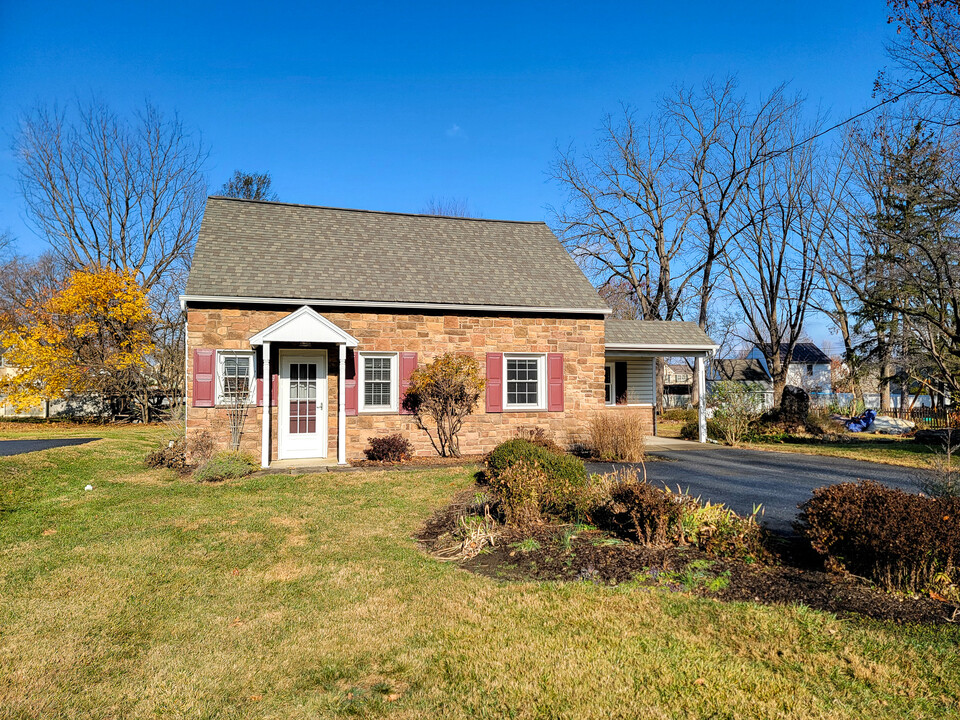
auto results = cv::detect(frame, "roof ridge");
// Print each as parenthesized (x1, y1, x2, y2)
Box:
(206, 196, 547, 225)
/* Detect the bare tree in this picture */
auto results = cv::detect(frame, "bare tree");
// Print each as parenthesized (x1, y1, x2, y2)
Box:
(421, 196, 475, 217)
(220, 170, 277, 200)
(551, 106, 696, 323)
(15, 99, 207, 420)
(17, 99, 207, 291)
(665, 79, 796, 330)
(882, 0, 960, 121)
(724, 102, 844, 405)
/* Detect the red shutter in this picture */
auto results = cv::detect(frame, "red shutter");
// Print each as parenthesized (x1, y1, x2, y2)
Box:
(485, 352, 503, 413)
(398, 352, 418, 415)
(192, 349, 216, 408)
(547, 353, 564, 412)
(256, 348, 279, 407)
(345, 348, 358, 416)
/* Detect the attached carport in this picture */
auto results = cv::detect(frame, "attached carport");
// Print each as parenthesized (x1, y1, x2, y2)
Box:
(604, 319, 718, 443)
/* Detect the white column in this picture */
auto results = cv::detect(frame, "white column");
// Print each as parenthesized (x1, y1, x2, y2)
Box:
(338, 343, 347, 465)
(695, 355, 707, 443)
(261, 342, 271, 468)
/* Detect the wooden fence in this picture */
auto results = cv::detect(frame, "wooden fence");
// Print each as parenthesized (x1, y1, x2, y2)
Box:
(876, 407, 959, 429)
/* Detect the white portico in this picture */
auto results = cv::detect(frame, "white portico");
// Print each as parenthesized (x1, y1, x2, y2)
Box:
(249, 306, 358, 468)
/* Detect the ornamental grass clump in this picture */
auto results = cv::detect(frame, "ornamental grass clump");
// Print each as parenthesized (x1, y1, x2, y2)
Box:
(798, 481, 960, 595)
(588, 411, 646, 462)
(194, 451, 259, 482)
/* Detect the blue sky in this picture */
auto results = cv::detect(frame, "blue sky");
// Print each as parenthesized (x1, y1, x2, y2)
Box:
(0, 1, 892, 345)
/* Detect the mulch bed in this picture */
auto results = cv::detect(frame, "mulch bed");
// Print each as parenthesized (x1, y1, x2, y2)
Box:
(416, 487, 960, 626)
(351, 454, 486, 469)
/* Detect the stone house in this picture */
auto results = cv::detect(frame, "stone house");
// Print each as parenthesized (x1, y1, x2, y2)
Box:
(182, 197, 717, 467)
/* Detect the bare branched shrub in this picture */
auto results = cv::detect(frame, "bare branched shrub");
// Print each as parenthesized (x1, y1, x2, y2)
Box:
(189, 429, 215, 465)
(589, 411, 646, 462)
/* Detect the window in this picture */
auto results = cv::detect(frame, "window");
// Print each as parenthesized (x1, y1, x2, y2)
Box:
(504, 354, 546, 410)
(217, 350, 256, 405)
(360, 352, 398, 412)
(806, 363, 814, 375)
(605, 363, 615, 405)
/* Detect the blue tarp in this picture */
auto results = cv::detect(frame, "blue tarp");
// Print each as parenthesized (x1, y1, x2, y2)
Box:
(845, 409, 877, 433)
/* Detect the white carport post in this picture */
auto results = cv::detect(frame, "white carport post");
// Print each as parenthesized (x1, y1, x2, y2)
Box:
(695, 355, 707, 443)
(338, 343, 347, 465)
(261, 341, 271, 468)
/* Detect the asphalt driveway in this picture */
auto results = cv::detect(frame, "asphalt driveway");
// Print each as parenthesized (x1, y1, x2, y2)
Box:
(586, 447, 930, 533)
(0, 437, 99, 456)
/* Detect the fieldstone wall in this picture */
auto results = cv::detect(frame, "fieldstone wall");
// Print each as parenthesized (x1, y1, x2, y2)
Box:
(186, 305, 652, 461)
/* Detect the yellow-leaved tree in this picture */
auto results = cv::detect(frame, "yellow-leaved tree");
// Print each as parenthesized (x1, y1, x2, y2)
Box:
(0, 267, 154, 415)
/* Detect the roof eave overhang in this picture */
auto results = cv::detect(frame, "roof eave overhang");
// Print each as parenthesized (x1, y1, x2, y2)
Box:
(605, 343, 719, 354)
(180, 294, 612, 315)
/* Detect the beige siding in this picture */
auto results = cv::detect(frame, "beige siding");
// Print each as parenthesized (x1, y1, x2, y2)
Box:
(626, 358, 655, 405)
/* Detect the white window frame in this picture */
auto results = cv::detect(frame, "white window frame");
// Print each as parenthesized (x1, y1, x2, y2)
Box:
(216, 350, 257, 406)
(359, 352, 399, 413)
(605, 362, 616, 406)
(503, 353, 546, 411)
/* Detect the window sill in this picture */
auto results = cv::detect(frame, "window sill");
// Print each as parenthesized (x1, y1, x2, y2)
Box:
(503, 407, 547, 413)
(359, 409, 399, 415)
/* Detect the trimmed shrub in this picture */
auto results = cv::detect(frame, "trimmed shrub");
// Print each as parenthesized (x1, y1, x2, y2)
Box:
(660, 407, 697, 424)
(146, 436, 186, 470)
(194, 451, 258, 482)
(589, 411, 646, 461)
(514, 426, 564, 455)
(486, 438, 587, 486)
(364, 433, 413, 462)
(489, 460, 547, 526)
(680, 418, 722, 441)
(798, 481, 960, 593)
(486, 439, 589, 523)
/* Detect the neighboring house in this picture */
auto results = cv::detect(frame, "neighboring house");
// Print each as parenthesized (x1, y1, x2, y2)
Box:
(707, 358, 775, 410)
(182, 197, 717, 466)
(662, 362, 693, 408)
(0, 356, 107, 419)
(746, 343, 832, 395)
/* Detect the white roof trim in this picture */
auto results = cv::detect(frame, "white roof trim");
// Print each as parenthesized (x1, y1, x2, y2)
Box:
(180, 294, 611, 315)
(605, 343, 719, 353)
(249, 305, 359, 347)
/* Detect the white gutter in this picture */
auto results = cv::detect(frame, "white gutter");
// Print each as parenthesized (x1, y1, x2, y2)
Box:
(605, 343, 719, 353)
(179, 294, 612, 315)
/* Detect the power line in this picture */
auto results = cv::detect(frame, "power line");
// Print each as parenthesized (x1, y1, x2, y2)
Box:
(764, 71, 949, 160)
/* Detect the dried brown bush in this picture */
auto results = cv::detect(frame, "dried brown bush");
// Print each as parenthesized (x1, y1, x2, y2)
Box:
(589, 411, 646, 462)
(798, 481, 960, 594)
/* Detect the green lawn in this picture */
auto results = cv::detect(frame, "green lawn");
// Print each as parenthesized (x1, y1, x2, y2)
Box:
(742, 435, 944, 469)
(2, 425, 959, 719)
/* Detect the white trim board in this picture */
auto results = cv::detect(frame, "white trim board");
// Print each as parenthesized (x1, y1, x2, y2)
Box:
(181, 294, 612, 316)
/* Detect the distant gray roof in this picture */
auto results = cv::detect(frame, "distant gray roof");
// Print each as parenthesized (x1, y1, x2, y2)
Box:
(713, 359, 771, 384)
(185, 197, 610, 312)
(759, 342, 831, 364)
(604, 319, 717, 349)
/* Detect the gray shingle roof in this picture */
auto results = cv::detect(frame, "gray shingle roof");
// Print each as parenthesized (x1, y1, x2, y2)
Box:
(713, 359, 771, 384)
(604, 319, 717, 348)
(185, 197, 610, 311)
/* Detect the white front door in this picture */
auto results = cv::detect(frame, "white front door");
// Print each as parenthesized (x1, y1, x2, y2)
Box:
(278, 351, 328, 460)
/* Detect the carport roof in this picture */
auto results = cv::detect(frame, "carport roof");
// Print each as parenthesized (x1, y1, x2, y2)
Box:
(605, 319, 718, 352)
